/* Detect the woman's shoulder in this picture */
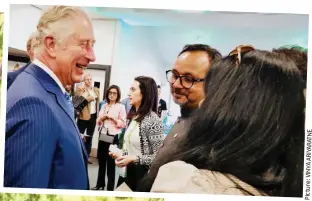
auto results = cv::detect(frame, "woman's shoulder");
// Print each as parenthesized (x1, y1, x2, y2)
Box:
(141, 112, 162, 128)
(114, 102, 126, 108)
(151, 161, 201, 193)
(151, 161, 265, 196)
(144, 111, 161, 121)
(115, 102, 123, 106)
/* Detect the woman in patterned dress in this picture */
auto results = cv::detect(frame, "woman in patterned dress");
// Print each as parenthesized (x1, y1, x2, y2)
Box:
(110, 76, 165, 191)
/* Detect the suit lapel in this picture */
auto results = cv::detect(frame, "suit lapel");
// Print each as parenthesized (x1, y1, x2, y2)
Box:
(25, 64, 88, 159)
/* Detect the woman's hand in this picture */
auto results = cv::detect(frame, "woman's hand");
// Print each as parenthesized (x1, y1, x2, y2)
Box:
(87, 95, 95, 102)
(96, 117, 103, 126)
(96, 117, 102, 126)
(109, 151, 121, 159)
(115, 155, 136, 168)
(97, 115, 109, 126)
(107, 115, 117, 124)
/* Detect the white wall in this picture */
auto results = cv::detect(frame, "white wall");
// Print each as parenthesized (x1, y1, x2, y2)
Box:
(91, 19, 117, 65)
(148, 26, 309, 65)
(9, 5, 41, 51)
(110, 20, 166, 100)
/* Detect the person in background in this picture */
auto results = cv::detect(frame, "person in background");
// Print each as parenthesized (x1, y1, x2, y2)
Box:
(121, 97, 131, 114)
(151, 50, 305, 197)
(13, 63, 21, 71)
(65, 84, 73, 98)
(120, 97, 131, 147)
(76, 73, 100, 164)
(5, 6, 96, 189)
(92, 85, 126, 191)
(110, 76, 164, 191)
(99, 99, 106, 110)
(157, 85, 167, 121)
(137, 44, 222, 192)
(272, 45, 307, 98)
(7, 32, 36, 90)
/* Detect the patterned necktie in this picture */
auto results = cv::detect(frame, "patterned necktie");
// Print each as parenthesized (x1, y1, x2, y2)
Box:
(64, 92, 74, 119)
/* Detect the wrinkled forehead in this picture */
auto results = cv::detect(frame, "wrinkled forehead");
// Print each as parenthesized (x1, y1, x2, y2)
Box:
(64, 16, 96, 43)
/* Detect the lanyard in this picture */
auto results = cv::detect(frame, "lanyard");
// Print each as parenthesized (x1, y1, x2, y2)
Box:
(105, 104, 112, 114)
(123, 120, 138, 152)
(105, 103, 117, 114)
(103, 104, 115, 129)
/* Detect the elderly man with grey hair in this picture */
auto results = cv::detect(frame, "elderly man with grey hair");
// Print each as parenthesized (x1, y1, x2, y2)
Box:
(5, 6, 96, 189)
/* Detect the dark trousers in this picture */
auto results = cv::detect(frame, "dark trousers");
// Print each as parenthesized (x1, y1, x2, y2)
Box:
(116, 163, 149, 191)
(77, 113, 97, 155)
(96, 135, 119, 190)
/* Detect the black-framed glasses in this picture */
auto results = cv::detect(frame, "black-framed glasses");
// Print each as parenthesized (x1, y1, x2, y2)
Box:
(166, 70, 205, 89)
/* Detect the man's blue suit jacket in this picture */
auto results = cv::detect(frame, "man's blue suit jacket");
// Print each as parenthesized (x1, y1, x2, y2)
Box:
(5, 64, 89, 190)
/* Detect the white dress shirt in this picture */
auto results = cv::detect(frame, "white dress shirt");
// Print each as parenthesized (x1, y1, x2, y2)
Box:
(88, 88, 97, 114)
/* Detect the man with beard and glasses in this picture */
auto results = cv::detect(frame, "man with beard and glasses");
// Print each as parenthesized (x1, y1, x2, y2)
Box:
(136, 44, 222, 192)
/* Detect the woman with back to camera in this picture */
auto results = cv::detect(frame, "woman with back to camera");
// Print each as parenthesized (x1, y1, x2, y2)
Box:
(109, 76, 165, 191)
(150, 50, 305, 197)
(92, 85, 126, 191)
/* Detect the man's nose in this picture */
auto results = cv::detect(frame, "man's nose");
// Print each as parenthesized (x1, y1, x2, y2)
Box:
(86, 47, 96, 62)
(172, 77, 183, 89)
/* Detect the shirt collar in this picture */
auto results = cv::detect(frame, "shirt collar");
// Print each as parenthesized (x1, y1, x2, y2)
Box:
(33, 58, 66, 94)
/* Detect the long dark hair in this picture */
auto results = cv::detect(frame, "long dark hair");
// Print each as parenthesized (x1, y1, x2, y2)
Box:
(105, 85, 121, 104)
(139, 50, 305, 196)
(174, 50, 305, 196)
(272, 46, 307, 88)
(127, 76, 158, 122)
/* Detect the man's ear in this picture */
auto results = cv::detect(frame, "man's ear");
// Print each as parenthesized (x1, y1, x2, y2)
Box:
(43, 35, 57, 58)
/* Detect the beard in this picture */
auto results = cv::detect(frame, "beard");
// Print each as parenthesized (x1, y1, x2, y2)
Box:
(171, 88, 189, 106)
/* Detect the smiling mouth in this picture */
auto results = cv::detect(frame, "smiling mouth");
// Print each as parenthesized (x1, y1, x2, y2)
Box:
(76, 64, 87, 70)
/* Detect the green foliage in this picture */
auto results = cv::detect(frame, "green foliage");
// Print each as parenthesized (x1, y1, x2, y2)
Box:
(0, 193, 66, 201)
(46, 194, 63, 201)
(0, 13, 3, 60)
(0, 193, 164, 201)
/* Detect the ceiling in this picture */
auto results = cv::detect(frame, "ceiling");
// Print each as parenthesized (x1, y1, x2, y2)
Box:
(30, 5, 309, 65)
(33, 5, 308, 29)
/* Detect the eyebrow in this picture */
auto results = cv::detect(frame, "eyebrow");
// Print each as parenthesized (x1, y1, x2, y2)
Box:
(172, 69, 195, 77)
(80, 39, 96, 44)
